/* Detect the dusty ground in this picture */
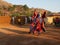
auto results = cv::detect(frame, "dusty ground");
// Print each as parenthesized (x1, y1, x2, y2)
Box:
(0, 24, 60, 45)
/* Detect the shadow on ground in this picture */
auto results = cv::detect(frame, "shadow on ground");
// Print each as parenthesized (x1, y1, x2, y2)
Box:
(11, 24, 30, 28)
(1, 28, 28, 34)
(0, 32, 60, 45)
(0, 27, 60, 45)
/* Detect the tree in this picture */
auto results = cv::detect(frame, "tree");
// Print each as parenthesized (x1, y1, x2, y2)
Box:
(47, 11, 52, 15)
(23, 5, 29, 11)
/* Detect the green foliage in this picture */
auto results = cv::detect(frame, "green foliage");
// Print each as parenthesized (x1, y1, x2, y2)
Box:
(47, 11, 52, 15)
(11, 13, 20, 17)
(13, 5, 17, 7)
(23, 5, 29, 11)
(8, 6, 16, 11)
(26, 12, 32, 16)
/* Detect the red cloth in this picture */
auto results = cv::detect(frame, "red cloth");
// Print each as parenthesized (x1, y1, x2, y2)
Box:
(30, 11, 44, 33)
(36, 19, 42, 31)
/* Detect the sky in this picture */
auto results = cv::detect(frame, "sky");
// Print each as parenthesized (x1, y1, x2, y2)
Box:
(4, 0, 60, 12)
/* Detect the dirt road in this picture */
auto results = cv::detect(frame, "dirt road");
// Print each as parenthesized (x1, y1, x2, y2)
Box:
(0, 24, 60, 45)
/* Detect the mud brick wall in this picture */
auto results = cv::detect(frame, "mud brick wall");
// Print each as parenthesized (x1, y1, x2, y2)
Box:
(0, 16, 11, 24)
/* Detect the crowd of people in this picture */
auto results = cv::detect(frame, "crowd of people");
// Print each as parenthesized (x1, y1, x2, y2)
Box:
(29, 9, 46, 35)
(11, 9, 46, 36)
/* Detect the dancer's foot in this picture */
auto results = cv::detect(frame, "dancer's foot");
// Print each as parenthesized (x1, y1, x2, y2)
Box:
(28, 32, 31, 34)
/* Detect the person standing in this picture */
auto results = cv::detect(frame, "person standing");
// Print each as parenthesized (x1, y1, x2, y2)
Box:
(41, 11, 46, 32)
(29, 9, 38, 34)
(25, 16, 27, 24)
(12, 16, 15, 24)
